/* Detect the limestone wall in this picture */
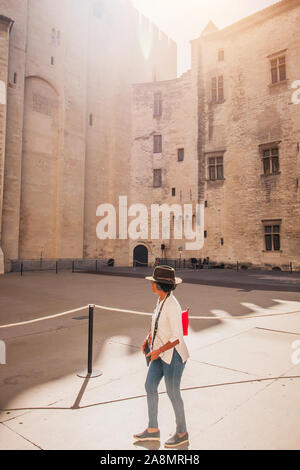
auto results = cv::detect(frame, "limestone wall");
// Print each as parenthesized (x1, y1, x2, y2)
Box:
(131, 70, 199, 265)
(0, 12, 14, 273)
(193, 0, 300, 268)
(0, 0, 177, 269)
(83, 1, 177, 265)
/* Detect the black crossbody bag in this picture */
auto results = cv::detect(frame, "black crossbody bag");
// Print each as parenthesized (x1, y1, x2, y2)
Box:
(144, 293, 170, 367)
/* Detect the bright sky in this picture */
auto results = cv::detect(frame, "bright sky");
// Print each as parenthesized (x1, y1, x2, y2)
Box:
(131, 0, 281, 76)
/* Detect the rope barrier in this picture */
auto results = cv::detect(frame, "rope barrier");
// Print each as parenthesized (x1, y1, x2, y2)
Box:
(94, 304, 300, 320)
(95, 304, 153, 316)
(0, 305, 89, 329)
(1, 303, 300, 330)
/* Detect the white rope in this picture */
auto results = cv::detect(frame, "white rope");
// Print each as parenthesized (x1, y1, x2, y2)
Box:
(94, 305, 300, 320)
(1, 304, 300, 330)
(94, 304, 153, 316)
(0, 305, 89, 329)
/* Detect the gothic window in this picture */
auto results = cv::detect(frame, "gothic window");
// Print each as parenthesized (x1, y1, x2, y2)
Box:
(262, 148, 280, 176)
(153, 135, 162, 153)
(270, 55, 286, 84)
(178, 148, 184, 162)
(153, 169, 162, 188)
(211, 76, 224, 103)
(208, 156, 224, 180)
(154, 93, 162, 117)
(263, 222, 281, 251)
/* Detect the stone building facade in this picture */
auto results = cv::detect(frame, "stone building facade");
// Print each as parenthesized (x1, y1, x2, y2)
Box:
(131, 70, 200, 266)
(0, 0, 177, 273)
(0, 14, 14, 274)
(131, 0, 300, 270)
(1, 0, 300, 272)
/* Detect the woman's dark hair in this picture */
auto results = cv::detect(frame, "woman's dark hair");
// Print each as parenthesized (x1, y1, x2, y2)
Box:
(156, 282, 176, 293)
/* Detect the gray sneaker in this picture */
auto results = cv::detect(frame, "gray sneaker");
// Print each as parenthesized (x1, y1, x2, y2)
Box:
(133, 429, 160, 442)
(165, 432, 189, 448)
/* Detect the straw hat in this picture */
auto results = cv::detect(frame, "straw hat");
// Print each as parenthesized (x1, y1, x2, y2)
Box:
(145, 265, 182, 285)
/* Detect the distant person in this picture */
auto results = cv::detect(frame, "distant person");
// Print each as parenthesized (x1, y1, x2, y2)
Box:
(133, 266, 190, 448)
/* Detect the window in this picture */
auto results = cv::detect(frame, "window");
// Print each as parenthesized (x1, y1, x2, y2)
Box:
(178, 148, 184, 162)
(208, 156, 224, 181)
(221, 238, 224, 246)
(51, 56, 54, 65)
(154, 93, 162, 117)
(204, 231, 207, 238)
(205, 201, 208, 208)
(153, 169, 162, 188)
(211, 76, 224, 103)
(89, 114, 93, 126)
(270, 56, 286, 84)
(51, 28, 61, 45)
(264, 223, 281, 251)
(153, 67, 157, 82)
(13, 72, 17, 84)
(153, 135, 162, 153)
(218, 76, 224, 102)
(171, 188, 176, 197)
(218, 49, 224, 62)
(212, 77, 217, 103)
(262, 148, 280, 176)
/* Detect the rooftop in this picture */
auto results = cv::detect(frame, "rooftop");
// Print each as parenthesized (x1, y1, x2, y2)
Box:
(192, 0, 300, 42)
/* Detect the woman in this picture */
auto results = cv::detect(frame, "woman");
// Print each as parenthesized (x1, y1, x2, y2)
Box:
(133, 265, 190, 448)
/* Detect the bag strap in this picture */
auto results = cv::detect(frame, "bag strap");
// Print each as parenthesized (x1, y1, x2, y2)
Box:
(151, 292, 170, 349)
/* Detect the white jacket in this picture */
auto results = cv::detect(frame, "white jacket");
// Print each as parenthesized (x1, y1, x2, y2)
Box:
(150, 292, 190, 365)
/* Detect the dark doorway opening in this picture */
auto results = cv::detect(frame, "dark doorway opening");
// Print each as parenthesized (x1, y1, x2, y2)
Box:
(133, 245, 148, 267)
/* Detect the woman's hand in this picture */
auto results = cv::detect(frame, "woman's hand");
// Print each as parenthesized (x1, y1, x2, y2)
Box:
(146, 349, 161, 363)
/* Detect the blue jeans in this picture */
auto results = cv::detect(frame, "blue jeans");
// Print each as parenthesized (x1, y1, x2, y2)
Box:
(145, 348, 187, 434)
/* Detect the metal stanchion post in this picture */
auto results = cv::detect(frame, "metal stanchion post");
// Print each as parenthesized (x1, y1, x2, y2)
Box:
(77, 305, 102, 379)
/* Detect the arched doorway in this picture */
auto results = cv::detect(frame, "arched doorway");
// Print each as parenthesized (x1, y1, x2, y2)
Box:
(133, 245, 148, 267)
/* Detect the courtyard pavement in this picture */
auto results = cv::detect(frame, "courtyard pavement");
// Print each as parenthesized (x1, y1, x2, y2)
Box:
(0, 271, 300, 450)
